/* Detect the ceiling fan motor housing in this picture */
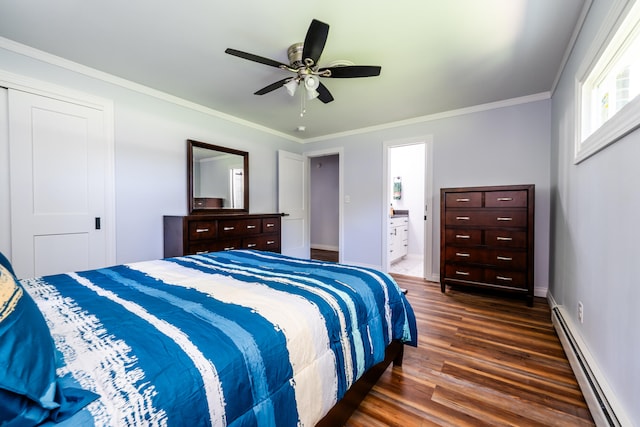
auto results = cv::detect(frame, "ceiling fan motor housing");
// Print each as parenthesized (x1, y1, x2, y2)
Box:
(287, 43, 305, 69)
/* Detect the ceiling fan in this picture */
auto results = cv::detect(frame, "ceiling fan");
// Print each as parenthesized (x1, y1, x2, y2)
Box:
(225, 19, 381, 105)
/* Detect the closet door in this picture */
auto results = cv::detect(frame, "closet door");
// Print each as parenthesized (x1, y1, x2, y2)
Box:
(8, 89, 109, 278)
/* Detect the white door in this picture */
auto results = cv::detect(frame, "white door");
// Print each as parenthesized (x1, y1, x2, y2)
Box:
(9, 89, 109, 278)
(278, 150, 309, 258)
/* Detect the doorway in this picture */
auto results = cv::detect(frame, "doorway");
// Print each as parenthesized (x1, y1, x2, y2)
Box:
(307, 149, 343, 263)
(384, 137, 434, 279)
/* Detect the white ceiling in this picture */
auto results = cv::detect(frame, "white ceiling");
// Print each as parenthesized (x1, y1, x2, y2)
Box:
(0, 0, 589, 141)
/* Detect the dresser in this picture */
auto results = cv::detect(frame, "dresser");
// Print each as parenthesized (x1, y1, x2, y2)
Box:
(163, 213, 281, 257)
(440, 185, 534, 306)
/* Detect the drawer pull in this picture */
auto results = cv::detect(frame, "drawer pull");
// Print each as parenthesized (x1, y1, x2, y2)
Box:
(223, 246, 235, 251)
(496, 276, 513, 281)
(455, 252, 470, 257)
(497, 256, 513, 261)
(223, 226, 235, 231)
(266, 223, 275, 228)
(247, 243, 257, 248)
(456, 216, 470, 221)
(456, 198, 470, 202)
(496, 236, 513, 241)
(455, 271, 470, 276)
(195, 250, 209, 254)
(195, 228, 209, 233)
(497, 197, 513, 201)
(455, 234, 471, 239)
(266, 240, 275, 245)
(496, 217, 512, 221)
(246, 225, 256, 229)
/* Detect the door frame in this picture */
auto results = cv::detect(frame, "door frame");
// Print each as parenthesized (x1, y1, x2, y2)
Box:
(382, 136, 434, 280)
(305, 147, 344, 263)
(0, 69, 116, 267)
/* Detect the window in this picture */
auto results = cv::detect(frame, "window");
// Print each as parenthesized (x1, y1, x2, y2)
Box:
(575, 0, 640, 163)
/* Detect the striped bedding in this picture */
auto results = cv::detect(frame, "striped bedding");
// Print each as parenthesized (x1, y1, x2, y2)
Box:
(21, 250, 417, 426)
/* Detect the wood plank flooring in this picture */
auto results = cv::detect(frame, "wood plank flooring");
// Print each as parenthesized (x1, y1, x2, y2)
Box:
(311, 248, 339, 262)
(343, 274, 595, 426)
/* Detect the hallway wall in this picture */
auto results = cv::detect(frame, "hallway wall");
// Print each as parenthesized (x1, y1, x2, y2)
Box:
(310, 155, 339, 251)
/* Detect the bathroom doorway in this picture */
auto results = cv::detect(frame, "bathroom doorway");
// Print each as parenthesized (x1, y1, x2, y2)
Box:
(384, 137, 434, 279)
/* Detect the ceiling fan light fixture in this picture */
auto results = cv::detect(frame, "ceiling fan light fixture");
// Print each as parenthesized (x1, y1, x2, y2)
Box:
(304, 75, 319, 91)
(306, 89, 320, 100)
(284, 78, 299, 96)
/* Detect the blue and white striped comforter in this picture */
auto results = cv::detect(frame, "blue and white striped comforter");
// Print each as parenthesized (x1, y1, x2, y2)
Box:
(22, 250, 417, 426)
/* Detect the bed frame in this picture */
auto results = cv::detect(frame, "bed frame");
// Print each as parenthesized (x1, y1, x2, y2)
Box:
(316, 340, 404, 426)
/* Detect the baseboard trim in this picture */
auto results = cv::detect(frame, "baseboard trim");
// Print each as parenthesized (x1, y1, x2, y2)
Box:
(548, 294, 630, 426)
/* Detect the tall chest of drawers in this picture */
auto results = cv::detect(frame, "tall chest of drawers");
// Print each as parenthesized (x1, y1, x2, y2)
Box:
(440, 185, 534, 306)
(163, 213, 281, 257)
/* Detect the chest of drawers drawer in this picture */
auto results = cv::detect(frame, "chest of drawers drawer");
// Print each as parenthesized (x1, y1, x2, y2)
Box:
(218, 218, 262, 237)
(188, 221, 217, 240)
(189, 239, 242, 254)
(444, 247, 526, 270)
(444, 229, 483, 245)
(485, 230, 527, 248)
(445, 209, 527, 228)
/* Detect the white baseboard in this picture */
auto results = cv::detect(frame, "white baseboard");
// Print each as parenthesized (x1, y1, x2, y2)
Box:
(547, 293, 630, 426)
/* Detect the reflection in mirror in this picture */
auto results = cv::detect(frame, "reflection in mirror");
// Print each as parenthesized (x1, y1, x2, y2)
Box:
(188, 140, 249, 214)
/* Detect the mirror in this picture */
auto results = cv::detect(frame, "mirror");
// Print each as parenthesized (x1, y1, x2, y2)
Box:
(187, 139, 249, 214)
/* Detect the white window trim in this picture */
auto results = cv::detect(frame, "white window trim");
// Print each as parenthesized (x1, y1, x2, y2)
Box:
(574, 0, 640, 164)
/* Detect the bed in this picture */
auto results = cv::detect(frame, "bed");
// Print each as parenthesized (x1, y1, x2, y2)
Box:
(1, 250, 417, 426)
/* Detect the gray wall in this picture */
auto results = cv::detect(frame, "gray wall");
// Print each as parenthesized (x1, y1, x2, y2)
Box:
(304, 99, 551, 295)
(0, 46, 301, 265)
(550, 0, 639, 422)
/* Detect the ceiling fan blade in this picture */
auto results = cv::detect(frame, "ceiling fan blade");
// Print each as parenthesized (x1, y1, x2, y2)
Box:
(317, 82, 334, 104)
(254, 78, 291, 95)
(321, 65, 382, 78)
(302, 19, 329, 65)
(225, 48, 288, 69)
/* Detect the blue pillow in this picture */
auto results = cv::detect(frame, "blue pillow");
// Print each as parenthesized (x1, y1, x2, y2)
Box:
(0, 258, 97, 426)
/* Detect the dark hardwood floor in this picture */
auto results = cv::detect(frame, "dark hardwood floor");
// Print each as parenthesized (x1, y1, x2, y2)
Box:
(343, 274, 595, 426)
(311, 248, 339, 262)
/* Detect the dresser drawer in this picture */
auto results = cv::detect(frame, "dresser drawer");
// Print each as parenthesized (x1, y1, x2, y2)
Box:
(188, 221, 217, 240)
(445, 264, 484, 282)
(445, 209, 527, 227)
(218, 219, 262, 237)
(484, 269, 527, 289)
(485, 230, 527, 248)
(243, 235, 281, 251)
(444, 229, 482, 245)
(485, 190, 528, 208)
(262, 218, 281, 233)
(445, 246, 484, 264)
(188, 239, 241, 254)
(445, 192, 482, 208)
(486, 250, 527, 270)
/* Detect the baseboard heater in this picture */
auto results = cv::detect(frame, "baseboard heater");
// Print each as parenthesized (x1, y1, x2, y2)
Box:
(551, 306, 622, 426)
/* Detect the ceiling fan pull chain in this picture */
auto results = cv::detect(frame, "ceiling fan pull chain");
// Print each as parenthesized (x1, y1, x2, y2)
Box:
(300, 88, 306, 117)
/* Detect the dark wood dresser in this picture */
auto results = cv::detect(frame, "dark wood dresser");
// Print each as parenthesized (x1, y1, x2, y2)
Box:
(163, 213, 281, 257)
(440, 185, 534, 306)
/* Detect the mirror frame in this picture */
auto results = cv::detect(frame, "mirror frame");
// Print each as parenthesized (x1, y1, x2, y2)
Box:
(187, 139, 249, 214)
